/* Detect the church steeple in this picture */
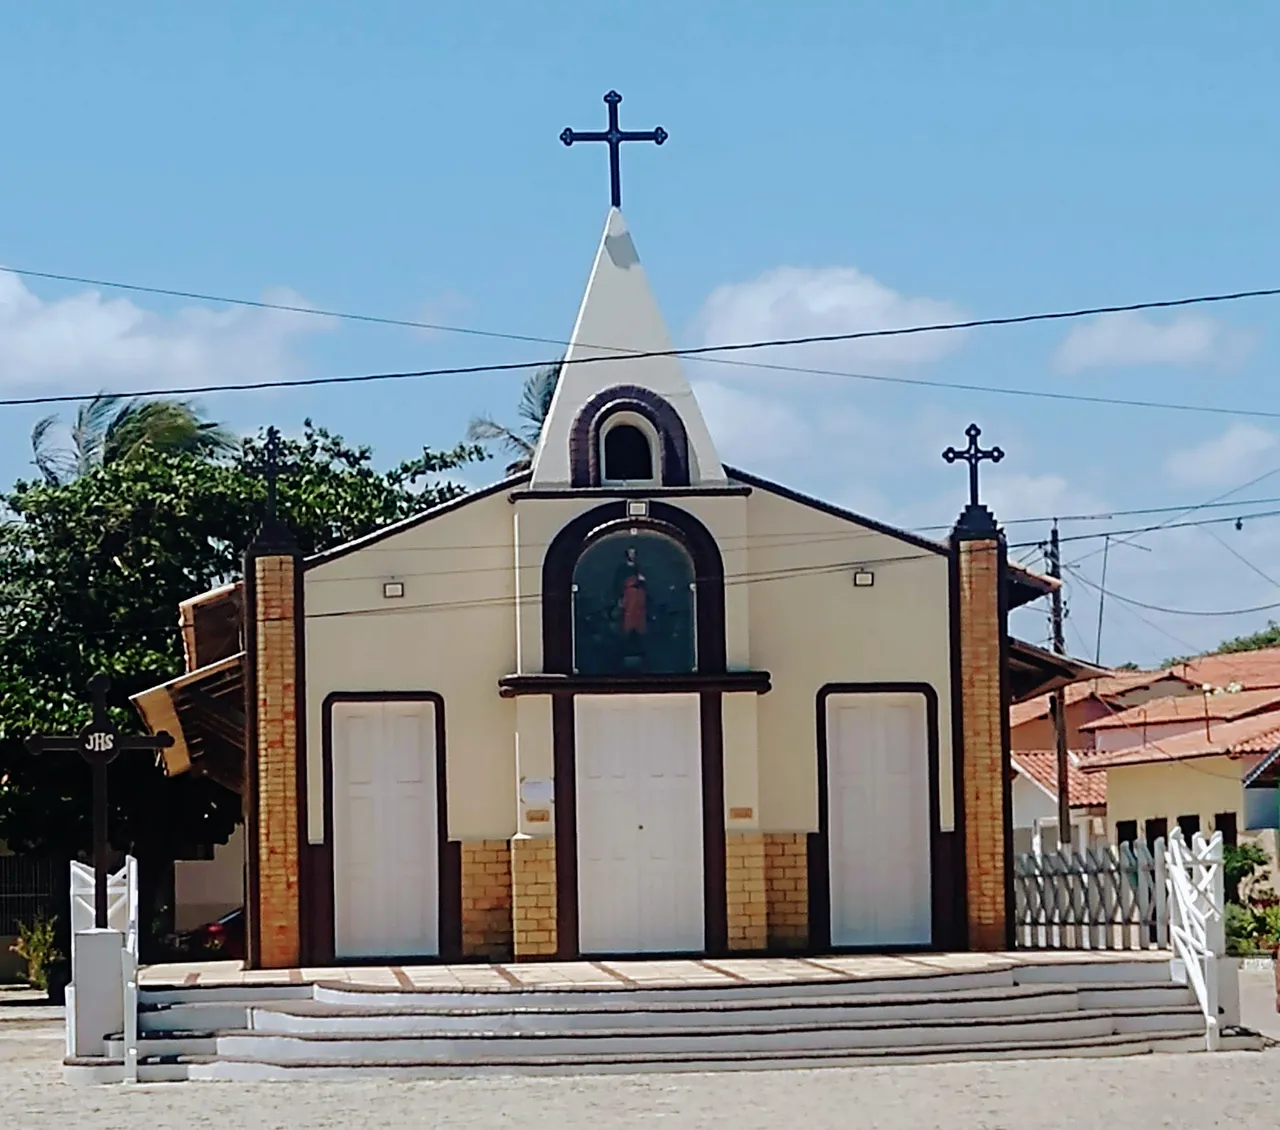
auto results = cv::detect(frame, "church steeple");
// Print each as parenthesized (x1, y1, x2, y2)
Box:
(529, 209, 725, 489)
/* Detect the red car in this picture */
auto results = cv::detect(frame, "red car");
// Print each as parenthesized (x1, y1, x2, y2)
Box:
(170, 907, 245, 960)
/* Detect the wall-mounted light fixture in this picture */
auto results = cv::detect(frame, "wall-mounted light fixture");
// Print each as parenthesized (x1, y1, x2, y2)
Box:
(853, 570, 875, 588)
(383, 581, 405, 599)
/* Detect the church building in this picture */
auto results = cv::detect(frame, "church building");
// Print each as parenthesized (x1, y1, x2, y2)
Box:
(134, 205, 1094, 970)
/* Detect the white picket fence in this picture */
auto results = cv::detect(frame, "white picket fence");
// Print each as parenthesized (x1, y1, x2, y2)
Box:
(66, 857, 140, 1080)
(1014, 829, 1226, 1050)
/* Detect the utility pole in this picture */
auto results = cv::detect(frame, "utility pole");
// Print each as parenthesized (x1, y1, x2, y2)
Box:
(1046, 521, 1072, 847)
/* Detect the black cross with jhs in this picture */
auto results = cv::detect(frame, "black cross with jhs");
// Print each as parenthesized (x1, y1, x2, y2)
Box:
(259, 425, 285, 522)
(942, 423, 1005, 508)
(561, 90, 667, 210)
(25, 674, 173, 929)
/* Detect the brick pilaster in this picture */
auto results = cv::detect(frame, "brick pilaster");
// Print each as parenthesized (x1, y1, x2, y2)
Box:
(726, 831, 767, 951)
(954, 514, 1010, 952)
(247, 551, 301, 969)
(461, 839, 513, 960)
(510, 835, 556, 958)
(763, 832, 809, 951)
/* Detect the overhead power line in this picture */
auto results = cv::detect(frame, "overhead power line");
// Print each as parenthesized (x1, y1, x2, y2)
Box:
(1064, 565, 1280, 619)
(3, 266, 1280, 419)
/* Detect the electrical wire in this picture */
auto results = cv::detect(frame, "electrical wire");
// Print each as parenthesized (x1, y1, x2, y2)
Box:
(1064, 565, 1280, 619)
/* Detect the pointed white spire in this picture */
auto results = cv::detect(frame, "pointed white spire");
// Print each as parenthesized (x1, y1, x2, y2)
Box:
(530, 209, 725, 487)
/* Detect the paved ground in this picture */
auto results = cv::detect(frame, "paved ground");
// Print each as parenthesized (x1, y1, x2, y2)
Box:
(3, 972, 1277, 1129)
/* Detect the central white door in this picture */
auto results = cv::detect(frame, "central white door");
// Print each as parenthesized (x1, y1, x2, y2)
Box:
(827, 693, 932, 947)
(575, 694, 704, 954)
(331, 699, 439, 959)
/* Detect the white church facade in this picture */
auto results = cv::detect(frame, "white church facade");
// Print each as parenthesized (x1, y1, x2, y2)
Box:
(135, 208, 1092, 968)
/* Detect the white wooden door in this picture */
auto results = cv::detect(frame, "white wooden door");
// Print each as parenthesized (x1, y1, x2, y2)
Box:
(826, 693, 932, 947)
(575, 694, 704, 954)
(332, 699, 439, 959)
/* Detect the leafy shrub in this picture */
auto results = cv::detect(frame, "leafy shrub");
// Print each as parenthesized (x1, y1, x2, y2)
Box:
(1225, 902, 1260, 956)
(1224, 843, 1270, 904)
(9, 912, 63, 993)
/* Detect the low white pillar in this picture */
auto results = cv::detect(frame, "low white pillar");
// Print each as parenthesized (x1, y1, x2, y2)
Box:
(70, 929, 124, 1058)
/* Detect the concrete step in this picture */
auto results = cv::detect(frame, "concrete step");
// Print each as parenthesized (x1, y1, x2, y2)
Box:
(178, 1028, 1249, 1080)
(208, 1008, 1211, 1063)
(139, 983, 314, 1006)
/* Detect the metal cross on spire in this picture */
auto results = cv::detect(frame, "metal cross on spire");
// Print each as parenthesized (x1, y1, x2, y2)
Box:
(560, 90, 667, 209)
(25, 674, 173, 929)
(261, 425, 285, 522)
(942, 423, 1005, 508)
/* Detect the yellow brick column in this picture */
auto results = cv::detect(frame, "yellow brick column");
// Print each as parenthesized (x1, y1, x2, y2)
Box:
(953, 498, 1012, 952)
(763, 833, 809, 951)
(726, 832, 767, 951)
(510, 834, 556, 958)
(244, 533, 303, 970)
(461, 840, 513, 960)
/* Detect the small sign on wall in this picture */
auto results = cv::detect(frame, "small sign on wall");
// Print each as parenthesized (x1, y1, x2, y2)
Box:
(520, 777, 554, 807)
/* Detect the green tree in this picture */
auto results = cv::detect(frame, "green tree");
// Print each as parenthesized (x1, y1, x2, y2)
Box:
(30, 393, 237, 486)
(0, 421, 486, 954)
(466, 364, 560, 474)
(1215, 621, 1280, 655)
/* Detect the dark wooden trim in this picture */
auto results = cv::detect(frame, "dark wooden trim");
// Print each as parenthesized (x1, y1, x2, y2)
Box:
(722, 465, 950, 558)
(569, 385, 691, 487)
(997, 537, 1016, 949)
(500, 671, 770, 698)
(700, 692, 728, 956)
(303, 472, 530, 568)
(946, 541, 969, 951)
(806, 831, 830, 952)
(319, 691, 457, 962)
(512, 486, 752, 501)
(811, 682, 943, 953)
(552, 695, 579, 959)
(552, 689, 726, 960)
(541, 500, 727, 676)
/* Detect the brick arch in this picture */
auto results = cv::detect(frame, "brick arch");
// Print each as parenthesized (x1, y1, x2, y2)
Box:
(568, 385, 691, 487)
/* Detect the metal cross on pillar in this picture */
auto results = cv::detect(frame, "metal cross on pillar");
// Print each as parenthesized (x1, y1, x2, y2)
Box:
(560, 90, 668, 209)
(25, 674, 173, 929)
(248, 425, 297, 554)
(943, 423, 1005, 508)
(261, 425, 285, 522)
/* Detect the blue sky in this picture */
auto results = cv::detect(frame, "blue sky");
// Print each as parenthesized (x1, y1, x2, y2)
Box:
(3, 2, 1280, 666)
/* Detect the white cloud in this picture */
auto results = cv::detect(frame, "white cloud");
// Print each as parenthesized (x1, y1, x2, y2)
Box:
(692, 266, 967, 371)
(1053, 311, 1260, 373)
(692, 380, 812, 465)
(1164, 423, 1279, 487)
(0, 270, 332, 394)
(982, 472, 1108, 523)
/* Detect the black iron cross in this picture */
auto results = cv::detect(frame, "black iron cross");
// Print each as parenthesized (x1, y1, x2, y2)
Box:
(942, 423, 1005, 508)
(259, 425, 285, 522)
(25, 674, 173, 929)
(560, 90, 667, 209)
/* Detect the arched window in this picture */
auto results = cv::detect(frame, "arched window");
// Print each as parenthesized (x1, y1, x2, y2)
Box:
(571, 528, 696, 675)
(601, 417, 657, 483)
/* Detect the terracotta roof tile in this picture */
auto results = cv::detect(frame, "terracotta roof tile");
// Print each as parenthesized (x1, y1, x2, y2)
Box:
(1080, 686, 1280, 732)
(1168, 646, 1280, 691)
(1080, 709, 1280, 770)
(1008, 668, 1192, 729)
(1011, 750, 1107, 807)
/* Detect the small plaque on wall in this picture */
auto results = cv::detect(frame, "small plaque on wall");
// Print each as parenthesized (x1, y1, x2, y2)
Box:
(729, 806, 754, 820)
(520, 777, 554, 806)
(526, 808, 551, 824)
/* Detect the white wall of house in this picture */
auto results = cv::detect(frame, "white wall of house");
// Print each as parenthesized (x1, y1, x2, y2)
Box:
(1093, 719, 1202, 753)
(174, 824, 244, 931)
(1011, 774, 1099, 854)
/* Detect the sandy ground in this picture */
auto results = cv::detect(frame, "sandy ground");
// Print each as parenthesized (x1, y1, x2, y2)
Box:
(2, 976, 1278, 1130)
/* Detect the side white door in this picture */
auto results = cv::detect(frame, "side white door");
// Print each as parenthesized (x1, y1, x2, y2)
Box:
(826, 693, 932, 947)
(575, 694, 704, 954)
(331, 699, 439, 959)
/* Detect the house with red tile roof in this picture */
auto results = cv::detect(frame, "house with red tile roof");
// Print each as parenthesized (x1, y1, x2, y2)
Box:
(1009, 668, 1197, 752)
(1079, 687, 1280, 753)
(1080, 709, 1280, 856)
(1010, 748, 1107, 854)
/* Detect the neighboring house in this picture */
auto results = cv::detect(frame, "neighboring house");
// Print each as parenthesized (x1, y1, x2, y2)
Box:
(1169, 646, 1280, 692)
(1009, 669, 1196, 752)
(1080, 687, 1280, 753)
(133, 205, 1095, 970)
(1081, 710, 1280, 857)
(1010, 750, 1108, 855)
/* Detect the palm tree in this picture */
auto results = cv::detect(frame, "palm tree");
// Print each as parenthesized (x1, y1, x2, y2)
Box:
(466, 364, 561, 475)
(31, 393, 237, 485)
